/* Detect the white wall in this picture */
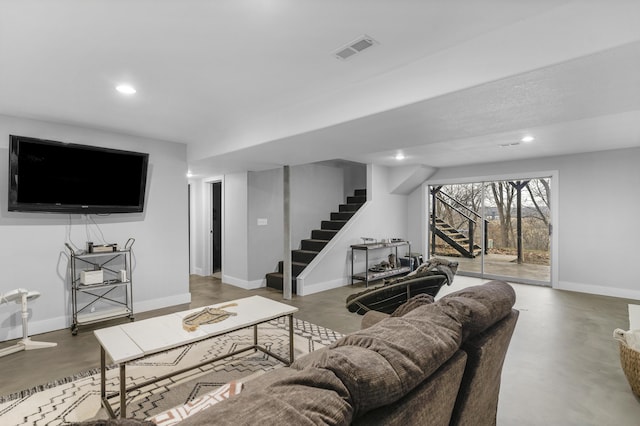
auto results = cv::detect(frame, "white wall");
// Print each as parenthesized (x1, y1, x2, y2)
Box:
(407, 185, 425, 255)
(243, 163, 347, 283)
(0, 115, 190, 342)
(427, 147, 640, 300)
(342, 162, 367, 198)
(290, 163, 345, 248)
(247, 168, 283, 283)
(245, 162, 360, 285)
(221, 172, 250, 288)
(297, 164, 409, 295)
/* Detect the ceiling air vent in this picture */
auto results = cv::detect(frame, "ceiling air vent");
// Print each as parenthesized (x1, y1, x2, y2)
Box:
(334, 35, 378, 60)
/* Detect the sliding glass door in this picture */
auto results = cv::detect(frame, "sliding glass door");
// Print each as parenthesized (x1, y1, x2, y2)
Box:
(428, 177, 551, 286)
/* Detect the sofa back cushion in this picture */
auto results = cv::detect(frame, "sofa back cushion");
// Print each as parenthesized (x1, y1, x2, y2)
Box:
(439, 280, 516, 342)
(323, 301, 464, 415)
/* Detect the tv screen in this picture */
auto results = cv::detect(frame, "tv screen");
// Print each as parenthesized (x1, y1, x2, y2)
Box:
(8, 135, 149, 214)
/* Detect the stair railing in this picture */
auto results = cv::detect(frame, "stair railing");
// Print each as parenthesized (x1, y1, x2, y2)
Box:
(431, 190, 488, 256)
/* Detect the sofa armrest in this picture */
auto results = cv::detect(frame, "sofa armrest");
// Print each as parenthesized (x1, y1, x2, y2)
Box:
(361, 310, 390, 329)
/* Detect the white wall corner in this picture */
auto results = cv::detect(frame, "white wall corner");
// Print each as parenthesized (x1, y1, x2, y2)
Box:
(248, 278, 266, 290)
(388, 165, 437, 195)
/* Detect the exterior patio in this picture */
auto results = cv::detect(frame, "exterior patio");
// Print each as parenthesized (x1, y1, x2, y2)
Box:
(437, 253, 551, 285)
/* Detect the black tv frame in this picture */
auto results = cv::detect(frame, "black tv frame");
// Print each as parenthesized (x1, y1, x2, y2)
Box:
(8, 135, 149, 214)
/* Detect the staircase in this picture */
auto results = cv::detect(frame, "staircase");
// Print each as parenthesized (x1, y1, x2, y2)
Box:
(430, 215, 483, 258)
(266, 189, 366, 294)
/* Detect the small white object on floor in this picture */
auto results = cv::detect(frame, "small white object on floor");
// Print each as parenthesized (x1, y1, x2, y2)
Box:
(0, 288, 57, 358)
(614, 328, 640, 351)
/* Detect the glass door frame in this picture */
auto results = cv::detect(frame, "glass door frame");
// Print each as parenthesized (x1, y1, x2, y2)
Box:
(424, 170, 559, 288)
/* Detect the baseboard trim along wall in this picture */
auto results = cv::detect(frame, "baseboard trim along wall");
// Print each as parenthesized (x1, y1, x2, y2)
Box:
(0, 292, 193, 343)
(557, 281, 640, 301)
(222, 275, 265, 290)
(296, 277, 350, 296)
(0, 315, 68, 342)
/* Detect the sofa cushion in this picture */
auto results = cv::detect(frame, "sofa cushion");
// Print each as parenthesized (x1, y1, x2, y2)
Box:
(439, 280, 516, 342)
(359, 293, 434, 329)
(391, 293, 434, 317)
(327, 302, 464, 416)
(178, 366, 353, 425)
(147, 380, 243, 425)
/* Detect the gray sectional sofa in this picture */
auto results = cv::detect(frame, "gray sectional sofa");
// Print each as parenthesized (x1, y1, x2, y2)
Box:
(79, 280, 518, 425)
(178, 280, 519, 425)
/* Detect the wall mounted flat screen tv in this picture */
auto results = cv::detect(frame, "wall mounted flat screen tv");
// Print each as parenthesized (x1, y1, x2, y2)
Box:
(8, 135, 149, 214)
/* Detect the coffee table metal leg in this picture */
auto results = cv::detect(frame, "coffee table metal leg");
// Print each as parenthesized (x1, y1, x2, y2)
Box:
(254, 324, 258, 346)
(289, 314, 294, 364)
(120, 364, 126, 418)
(100, 346, 106, 400)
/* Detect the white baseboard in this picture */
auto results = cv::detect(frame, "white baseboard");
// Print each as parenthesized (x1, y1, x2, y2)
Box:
(0, 293, 192, 343)
(297, 277, 350, 296)
(222, 275, 265, 290)
(248, 279, 266, 290)
(557, 281, 640, 300)
(0, 315, 68, 342)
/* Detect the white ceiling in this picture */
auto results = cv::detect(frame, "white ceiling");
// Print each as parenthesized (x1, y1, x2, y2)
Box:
(1, 1, 639, 176)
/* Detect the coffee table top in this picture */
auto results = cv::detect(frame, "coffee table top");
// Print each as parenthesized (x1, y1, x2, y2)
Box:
(94, 295, 298, 363)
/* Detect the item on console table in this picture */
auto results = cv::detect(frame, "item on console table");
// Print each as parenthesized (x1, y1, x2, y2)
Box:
(182, 303, 238, 332)
(87, 241, 119, 253)
(368, 260, 392, 272)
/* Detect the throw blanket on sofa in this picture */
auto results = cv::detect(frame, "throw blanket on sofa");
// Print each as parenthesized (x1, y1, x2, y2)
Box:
(385, 257, 459, 286)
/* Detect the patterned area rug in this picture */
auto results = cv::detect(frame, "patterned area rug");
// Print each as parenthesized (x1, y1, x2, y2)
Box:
(0, 317, 342, 425)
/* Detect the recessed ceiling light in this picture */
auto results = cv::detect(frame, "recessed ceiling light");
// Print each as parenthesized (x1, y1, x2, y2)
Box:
(395, 153, 405, 160)
(521, 135, 535, 143)
(116, 84, 136, 95)
(186, 170, 193, 178)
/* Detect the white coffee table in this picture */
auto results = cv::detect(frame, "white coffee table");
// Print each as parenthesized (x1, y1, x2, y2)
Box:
(94, 295, 298, 418)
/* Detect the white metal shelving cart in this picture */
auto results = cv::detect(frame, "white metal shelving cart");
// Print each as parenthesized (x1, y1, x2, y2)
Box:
(66, 239, 135, 335)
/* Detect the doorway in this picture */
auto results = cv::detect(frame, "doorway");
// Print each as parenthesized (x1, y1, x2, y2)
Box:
(211, 182, 222, 275)
(428, 176, 552, 286)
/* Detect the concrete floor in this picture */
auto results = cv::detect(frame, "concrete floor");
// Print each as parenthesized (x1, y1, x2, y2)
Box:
(1, 275, 639, 425)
